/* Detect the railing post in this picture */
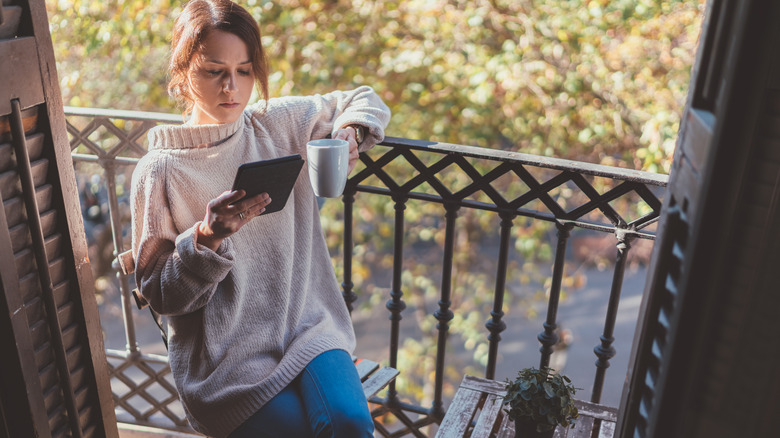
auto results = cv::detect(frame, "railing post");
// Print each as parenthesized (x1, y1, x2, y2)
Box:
(341, 189, 357, 313)
(591, 229, 634, 403)
(386, 195, 408, 403)
(538, 221, 573, 369)
(104, 160, 139, 354)
(485, 212, 514, 380)
(432, 202, 459, 420)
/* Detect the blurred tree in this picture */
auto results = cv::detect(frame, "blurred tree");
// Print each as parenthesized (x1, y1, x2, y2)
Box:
(48, 0, 703, 172)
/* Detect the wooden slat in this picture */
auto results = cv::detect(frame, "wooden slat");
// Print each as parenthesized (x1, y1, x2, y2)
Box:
(3, 195, 24, 226)
(0, 143, 11, 172)
(72, 384, 89, 413)
(34, 341, 55, 372)
(65, 344, 84, 373)
(0, 143, 13, 171)
(24, 296, 45, 323)
(79, 406, 96, 433)
(42, 383, 64, 413)
(435, 379, 482, 438)
(31, 158, 48, 187)
(354, 358, 380, 382)
(45, 233, 62, 262)
(598, 420, 616, 438)
(35, 350, 60, 376)
(60, 321, 79, 349)
(39, 363, 59, 393)
(471, 393, 504, 438)
(57, 302, 76, 329)
(69, 365, 86, 394)
(567, 415, 595, 438)
(81, 423, 97, 438)
(19, 272, 40, 303)
(51, 281, 69, 309)
(460, 374, 507, 396)
(0, 169, 20, 199)
(48, 405, 68, 438)
(14, 246, 34, 277)
(40, 209, 57, 236)
(8, 221, 31, 252)
(26, 132, 45, 161)
(496, 410, 513, 437)
(48, 257, 65, 288)
(572, 399, 618, 422)
(36, 184, 54, 212)
(29, 318, 50, 347)
(361, 366, 399, 399)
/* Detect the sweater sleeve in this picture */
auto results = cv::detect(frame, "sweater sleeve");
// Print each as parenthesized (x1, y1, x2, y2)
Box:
(250, 85, 391, 153)
(130, 153, 235, 316)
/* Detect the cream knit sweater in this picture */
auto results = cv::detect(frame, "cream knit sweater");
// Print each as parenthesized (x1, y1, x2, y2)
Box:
(130, 86, 390, 437)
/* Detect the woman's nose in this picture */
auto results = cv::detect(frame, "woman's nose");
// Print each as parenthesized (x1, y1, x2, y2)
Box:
(223, 74, 237, 94)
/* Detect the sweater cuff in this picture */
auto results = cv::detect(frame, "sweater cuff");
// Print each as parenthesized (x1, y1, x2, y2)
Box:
(175, 223, 235, 282)
(332, 118, 386, 151)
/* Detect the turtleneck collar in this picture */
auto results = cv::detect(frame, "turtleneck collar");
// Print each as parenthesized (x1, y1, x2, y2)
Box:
(147, 113, 246, 150)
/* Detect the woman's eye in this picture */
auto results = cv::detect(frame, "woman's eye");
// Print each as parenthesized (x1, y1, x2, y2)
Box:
(239, 70, 251, 76)
(206, 70, 222, 76)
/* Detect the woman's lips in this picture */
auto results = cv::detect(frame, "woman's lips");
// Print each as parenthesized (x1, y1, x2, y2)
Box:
(220, 102, 239, 108)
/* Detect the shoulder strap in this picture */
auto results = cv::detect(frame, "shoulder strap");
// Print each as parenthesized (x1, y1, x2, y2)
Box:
(115, 250, 169, 350)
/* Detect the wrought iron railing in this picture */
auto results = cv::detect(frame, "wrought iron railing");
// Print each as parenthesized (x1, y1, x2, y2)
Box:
(65, 107, 668, 436)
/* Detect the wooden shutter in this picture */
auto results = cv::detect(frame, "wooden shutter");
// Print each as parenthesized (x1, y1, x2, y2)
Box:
(0, 1, 118, 437)
(617, 1, 780, 437)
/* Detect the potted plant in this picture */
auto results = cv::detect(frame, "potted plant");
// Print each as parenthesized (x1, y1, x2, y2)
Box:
(502, 366, 579, 438)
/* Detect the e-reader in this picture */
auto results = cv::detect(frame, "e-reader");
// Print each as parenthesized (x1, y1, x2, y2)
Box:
(231, 154, 304, 215)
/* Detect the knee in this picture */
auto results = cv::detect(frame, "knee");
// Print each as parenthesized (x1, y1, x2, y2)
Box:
(316, 406, 374, 438)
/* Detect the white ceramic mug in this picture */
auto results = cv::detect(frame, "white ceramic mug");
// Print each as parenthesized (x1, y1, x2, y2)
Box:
(306, 138, 350, 198)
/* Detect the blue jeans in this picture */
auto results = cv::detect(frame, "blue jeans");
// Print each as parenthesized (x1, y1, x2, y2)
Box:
(229, 349, 374, 438)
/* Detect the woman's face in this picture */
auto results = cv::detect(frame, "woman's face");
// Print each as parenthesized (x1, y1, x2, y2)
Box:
(188, 30, 254, 125)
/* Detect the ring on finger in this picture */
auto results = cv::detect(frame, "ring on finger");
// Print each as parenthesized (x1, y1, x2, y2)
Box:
(239, 211, 246, 220)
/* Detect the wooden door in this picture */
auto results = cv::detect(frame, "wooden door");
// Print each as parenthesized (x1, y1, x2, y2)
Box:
(617, 1, 780, 437)
(0, 1, 118, 436)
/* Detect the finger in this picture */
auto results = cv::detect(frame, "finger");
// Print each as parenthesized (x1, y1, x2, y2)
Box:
(215, 190, 246, 208)
(333, 129, 350, 141)
(241, 202, 270, 220)
(348, 150, 359, 173)
(235, 192, 270, 212)
(236, 194, 272, 219)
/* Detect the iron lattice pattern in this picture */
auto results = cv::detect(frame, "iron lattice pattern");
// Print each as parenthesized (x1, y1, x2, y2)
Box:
(345, 138, 667, 436)
(65, 107, 180, 160)
(352, 137, 667, 237)
(106, 350, 189, 429)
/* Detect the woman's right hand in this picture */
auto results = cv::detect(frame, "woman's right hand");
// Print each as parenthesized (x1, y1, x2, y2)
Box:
(196, 190, 271, 251)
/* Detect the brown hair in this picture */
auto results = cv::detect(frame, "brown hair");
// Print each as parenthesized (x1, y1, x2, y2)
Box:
(168, 0, 269, 114)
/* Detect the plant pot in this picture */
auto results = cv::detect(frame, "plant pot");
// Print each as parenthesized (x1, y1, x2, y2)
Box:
(514, 419, 555, 438)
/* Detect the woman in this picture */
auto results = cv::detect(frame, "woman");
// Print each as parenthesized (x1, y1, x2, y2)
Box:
(130, 1, 391, 437)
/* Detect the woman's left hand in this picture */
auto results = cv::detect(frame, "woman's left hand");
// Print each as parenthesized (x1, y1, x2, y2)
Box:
(333, 126, 361, 174)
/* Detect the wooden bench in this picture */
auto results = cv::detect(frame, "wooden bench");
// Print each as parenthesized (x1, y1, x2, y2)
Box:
(436, 375, 618, 438)
(115, 250, 399, 402)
